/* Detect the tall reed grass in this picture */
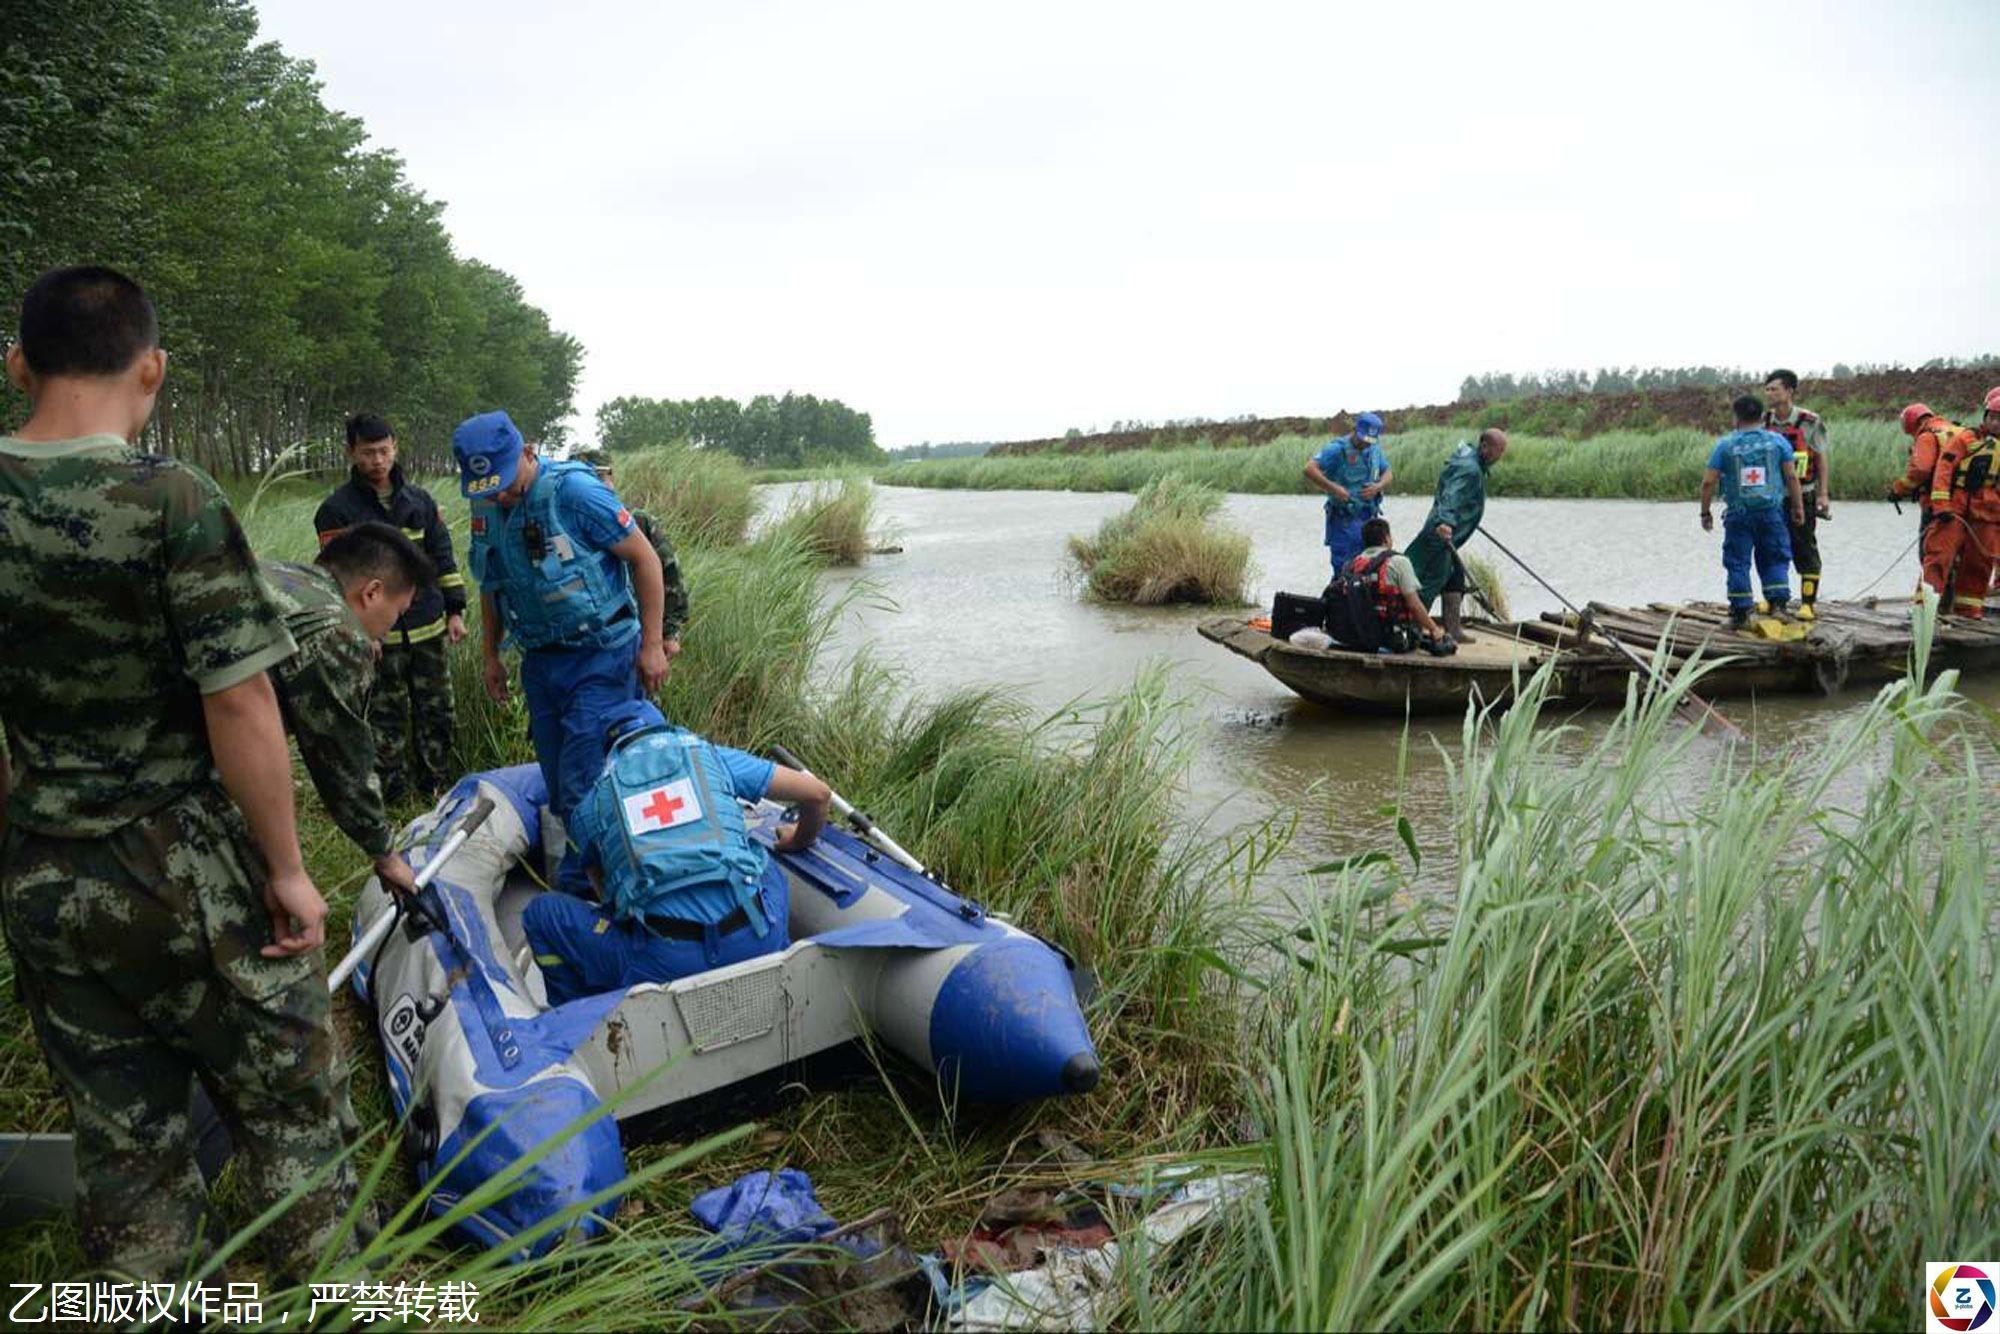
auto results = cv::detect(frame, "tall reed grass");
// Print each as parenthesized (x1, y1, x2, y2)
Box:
(1115, 630, 2000, 1329)
(757, 475, 877, 566)
(1066, 474, 1254, 605)
(881, 419, 1908, 502)
(612, 443, 758, 549)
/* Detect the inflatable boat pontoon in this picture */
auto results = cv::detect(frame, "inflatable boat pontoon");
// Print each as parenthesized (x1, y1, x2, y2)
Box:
(349, 766, 1099, 1255)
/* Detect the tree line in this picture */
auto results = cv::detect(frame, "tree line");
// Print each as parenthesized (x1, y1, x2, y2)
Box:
(1, 0, 581, 477)
(595, 393, 881, 467)
(1459, 355, 2000, 403)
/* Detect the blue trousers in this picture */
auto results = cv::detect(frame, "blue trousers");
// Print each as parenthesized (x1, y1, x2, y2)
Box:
(1325, 510, 1368, 573)
(523, 863, 791, 1005)
(1722, 508, 1794, 612)
(520, 637, 643, 894)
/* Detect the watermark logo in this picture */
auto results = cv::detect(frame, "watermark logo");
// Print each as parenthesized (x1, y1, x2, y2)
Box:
(1929, 1263, 1998, 1334)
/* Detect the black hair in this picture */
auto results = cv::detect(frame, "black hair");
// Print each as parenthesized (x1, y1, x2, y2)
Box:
(1733, 393, 1765, 424)
(15, 265, 159, 378)
(345, 412, 393, 448)
(1361, 517, 1392, 547)
(316, 521, 435, 595)
(1764, 368, 1799, 392)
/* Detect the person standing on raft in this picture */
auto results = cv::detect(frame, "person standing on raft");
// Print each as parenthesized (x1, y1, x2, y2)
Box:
(1304, 411, 1392, 572)
(1405, 428, 1508, 643)
(1700, 394, 1804, 629)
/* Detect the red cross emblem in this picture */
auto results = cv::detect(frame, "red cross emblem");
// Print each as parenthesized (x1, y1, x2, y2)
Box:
(623, 778, 702, 833)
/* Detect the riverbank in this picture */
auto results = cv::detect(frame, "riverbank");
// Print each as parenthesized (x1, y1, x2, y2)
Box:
(2, 468, 1991, 1328)
(877, 421, 1907, 502)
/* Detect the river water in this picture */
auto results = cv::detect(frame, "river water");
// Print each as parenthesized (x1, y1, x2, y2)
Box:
(762, 483, 1996, 876)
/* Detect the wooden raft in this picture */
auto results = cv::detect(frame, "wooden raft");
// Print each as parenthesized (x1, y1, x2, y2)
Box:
(1499, 597, 2000, 695)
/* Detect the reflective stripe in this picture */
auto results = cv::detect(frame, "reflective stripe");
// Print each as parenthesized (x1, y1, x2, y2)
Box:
(401, 527, 426, 541)
(437, 572, 466, 589)
(1931, 491, 1953, 503)
(388, 616, 449, 646)
(534, 953, 566, 968)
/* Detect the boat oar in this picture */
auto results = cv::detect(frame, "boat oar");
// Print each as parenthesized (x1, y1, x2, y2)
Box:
(1474, 528, 1746, 741)
(768, 743, 930, 876)
(329, 795, 496, 992)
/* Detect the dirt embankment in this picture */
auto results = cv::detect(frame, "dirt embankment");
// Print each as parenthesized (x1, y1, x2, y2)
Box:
(988, 368, 1996, 458)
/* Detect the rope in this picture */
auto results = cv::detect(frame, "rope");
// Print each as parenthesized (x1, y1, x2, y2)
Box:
(1846, 509, 1999, 600)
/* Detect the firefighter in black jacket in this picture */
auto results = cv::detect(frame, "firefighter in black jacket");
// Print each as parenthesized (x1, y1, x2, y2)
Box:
(315, 413, 468, 802)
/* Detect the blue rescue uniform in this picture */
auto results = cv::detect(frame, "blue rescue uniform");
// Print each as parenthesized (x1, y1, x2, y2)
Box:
(1312, 435, 1389, 571)
(467, 458, 644, 893)
(1707, 428, 1796, 613)
(523, 728, 790, 1003)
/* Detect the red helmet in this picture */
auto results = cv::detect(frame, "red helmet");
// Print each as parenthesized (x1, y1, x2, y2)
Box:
(1900, 402, 1935, 435)
(1985, 386, 2000, 414)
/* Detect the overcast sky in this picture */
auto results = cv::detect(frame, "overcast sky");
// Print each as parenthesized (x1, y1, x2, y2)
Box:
(255, 0, 2000, 447)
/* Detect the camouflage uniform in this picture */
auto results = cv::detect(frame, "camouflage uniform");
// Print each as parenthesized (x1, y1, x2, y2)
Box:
(262, 561, 393, 858)
(0, 434, 360, 1282)
(314, 466, 464, 802)
(570, 451, 690, 642)
(633, 508, 690, 643)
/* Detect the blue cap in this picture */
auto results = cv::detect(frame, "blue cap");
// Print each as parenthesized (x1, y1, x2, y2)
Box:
(1354, 411, 1385, 441)
(452, 411, 525, 498)
(601, 699, 668, 745)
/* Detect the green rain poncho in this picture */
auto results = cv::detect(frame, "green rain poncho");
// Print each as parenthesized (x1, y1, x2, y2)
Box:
(1405, 441, 1491, 605)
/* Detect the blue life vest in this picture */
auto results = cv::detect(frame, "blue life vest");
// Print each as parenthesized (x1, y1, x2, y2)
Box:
(1716, 429, 1787, 512)
(585, 725, 770, 936)
(467, 460, 637, 651)
(1320, 437, 1385, 518)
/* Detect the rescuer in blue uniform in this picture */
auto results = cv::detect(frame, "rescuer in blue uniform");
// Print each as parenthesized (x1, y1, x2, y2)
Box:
(522, 700, 832, 1002)
(1304, 411, 1393, 572)
(453, 411, 672, 894)
(1699, 394, 1805, 628)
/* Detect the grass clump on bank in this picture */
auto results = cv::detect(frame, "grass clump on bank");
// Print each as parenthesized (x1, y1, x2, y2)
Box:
(1066, 474, 1253, 605)
(612, 443, 758, 548)
(757, 474, 877, 566)
(881, 419, 1907, 502)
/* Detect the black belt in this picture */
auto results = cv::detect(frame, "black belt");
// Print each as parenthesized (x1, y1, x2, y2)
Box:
(644, 906, 750, 940)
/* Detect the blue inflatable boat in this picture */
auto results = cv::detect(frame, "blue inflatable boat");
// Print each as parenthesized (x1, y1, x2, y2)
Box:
(350, 765, 1098, 1256)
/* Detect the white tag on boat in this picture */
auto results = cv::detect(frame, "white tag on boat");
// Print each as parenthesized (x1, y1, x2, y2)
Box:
(624, 779, 702, 833)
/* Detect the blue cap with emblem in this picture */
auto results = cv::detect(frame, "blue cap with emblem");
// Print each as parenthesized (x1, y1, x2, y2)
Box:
(453, 410, 525, 498)
(1354, 411, 1385, 441)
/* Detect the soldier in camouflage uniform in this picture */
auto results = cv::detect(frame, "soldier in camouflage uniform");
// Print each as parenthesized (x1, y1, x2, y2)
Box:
(264, 522, 441, 898)
(573, 447, 690, 652)
(316, 414, 468, 804)
(0, 266, 358, 1281)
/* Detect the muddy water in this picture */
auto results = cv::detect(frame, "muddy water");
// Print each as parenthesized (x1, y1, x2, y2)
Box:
(762, 483, 1995, 878)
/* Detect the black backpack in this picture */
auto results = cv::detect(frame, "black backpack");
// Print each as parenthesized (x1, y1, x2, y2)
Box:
(1323, 551, 1395, 653)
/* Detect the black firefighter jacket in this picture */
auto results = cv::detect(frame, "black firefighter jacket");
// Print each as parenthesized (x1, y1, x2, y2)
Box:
(313, 464, 468, 647)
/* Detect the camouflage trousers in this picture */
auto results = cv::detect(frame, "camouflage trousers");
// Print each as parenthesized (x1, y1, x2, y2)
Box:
(368, 635, 455, 801)
(0, 785, 361, 1282)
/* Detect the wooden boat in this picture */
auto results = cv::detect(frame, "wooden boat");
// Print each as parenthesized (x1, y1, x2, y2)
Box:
(1199, 598, 2000, 715)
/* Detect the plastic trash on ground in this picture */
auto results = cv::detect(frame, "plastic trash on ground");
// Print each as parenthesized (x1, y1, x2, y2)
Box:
(930, 1170, 1266, 1332)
